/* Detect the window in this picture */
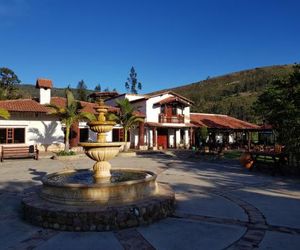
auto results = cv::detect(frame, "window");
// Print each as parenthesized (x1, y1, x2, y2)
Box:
(79, 128, 89, 142)
(0, 128, 25, 144)
(172, 106, 177, 115)
(161, 105, 165, 114)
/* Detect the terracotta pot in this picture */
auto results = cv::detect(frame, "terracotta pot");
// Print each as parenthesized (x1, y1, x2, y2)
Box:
(240, 152, 254, 169)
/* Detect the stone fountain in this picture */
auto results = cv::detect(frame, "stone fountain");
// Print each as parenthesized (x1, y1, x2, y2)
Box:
(22, 98, 175, 231)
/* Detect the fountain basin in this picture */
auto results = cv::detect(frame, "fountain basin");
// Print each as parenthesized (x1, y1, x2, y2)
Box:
(87, 121, 116, 134)
(40, 169, 158, 206)
(79, 142, 123, 162)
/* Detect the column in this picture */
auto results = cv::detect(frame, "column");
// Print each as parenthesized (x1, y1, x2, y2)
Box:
(184, 129, 189, 148)
(174, 129, 177, 148)
(248, 131, 252, 151)
(152, 127, 157, 148)
(69, 122, 79, 148)
(138, 121, 145, 149)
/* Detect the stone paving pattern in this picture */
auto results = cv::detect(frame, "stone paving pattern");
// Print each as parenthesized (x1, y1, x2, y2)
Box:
(0, 152, 300, 249)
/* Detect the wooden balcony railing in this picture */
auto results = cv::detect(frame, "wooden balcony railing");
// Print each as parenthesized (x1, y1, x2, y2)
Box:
(159, 114, 184, 123)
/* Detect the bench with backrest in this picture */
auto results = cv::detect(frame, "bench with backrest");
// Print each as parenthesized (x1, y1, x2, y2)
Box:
(1, 145, 39, 162)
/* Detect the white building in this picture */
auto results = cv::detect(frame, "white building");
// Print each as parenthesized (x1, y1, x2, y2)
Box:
(0, 79, 101, 151)
(106, 91, 195, 150)
(0, 78, 261, 152)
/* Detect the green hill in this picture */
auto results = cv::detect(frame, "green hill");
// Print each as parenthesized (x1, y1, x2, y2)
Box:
(18, 84, 94, 100)
(149, 64, 294, 122)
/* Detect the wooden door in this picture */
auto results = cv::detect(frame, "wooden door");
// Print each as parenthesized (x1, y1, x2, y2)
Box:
(166, 105, 173, 117)
(157, 128, 168, 149)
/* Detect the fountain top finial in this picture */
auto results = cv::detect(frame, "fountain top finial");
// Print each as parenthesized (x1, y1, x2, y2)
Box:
(94, 98, 108, 123)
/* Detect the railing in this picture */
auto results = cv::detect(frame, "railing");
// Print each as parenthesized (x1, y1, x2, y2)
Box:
(159, 114, 184, 123)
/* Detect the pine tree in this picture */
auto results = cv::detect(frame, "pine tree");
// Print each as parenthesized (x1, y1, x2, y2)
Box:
(77, 80, 87, 101)
(95, 84, 101, 92)
(125, 67, 142, 94)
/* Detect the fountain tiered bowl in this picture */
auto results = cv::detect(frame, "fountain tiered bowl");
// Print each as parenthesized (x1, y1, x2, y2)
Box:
(22, 98, 175, 231)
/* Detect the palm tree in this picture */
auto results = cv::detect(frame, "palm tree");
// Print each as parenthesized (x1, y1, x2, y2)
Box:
(114, 98, 144, 149)
(0, 108, 10, 119)
(47, 90, 95, 152)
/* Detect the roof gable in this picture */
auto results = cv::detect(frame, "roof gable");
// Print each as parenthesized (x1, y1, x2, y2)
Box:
(148, 91, 194, 105)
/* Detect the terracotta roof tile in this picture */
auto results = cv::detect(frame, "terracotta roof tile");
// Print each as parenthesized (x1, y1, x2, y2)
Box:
(145, 122, 195, 128)
(0, 97, 119, 114)
(148, 91, 194, 104)
(190, 113, 260, 130)
(133, 110, 146, 118)
(153, 96, 190, 106)
(50, 97, 119, 114)
(36, 78, 53, 89)
(0, 99, 49, 113)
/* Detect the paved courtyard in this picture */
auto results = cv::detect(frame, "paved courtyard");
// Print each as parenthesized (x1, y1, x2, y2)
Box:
(0, 152, 300, 250)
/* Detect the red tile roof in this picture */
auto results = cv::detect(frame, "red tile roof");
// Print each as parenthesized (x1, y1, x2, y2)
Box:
(260, 124, 273, 130)
(153, 96, 190, 106)
(133, 110, 146, 118)
(50, 97, 119, 114)
(148, 91, 194, 105)
(0, 97, 119, 114)
(190, 113, 260, 130)
(0, 99, 49, 113)
(36, 78, 53, 89)
(145, 122, 196, 128)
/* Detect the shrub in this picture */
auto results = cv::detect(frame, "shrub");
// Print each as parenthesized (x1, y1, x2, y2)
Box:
(56, 150, 76, 156)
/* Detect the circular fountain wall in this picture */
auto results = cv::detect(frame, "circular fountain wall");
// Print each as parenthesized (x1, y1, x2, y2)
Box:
(40, 169, 158, 205)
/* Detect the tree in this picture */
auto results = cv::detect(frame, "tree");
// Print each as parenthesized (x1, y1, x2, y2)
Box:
(95, 84, 101, 92)
(253, 64, 300, 160)
(0, 67, 21, 100)
(77, 80, 88, 101)
(114, 98, 143, 148)
(0, 108, 10, 119)
(125, 66, 142, 94)
(47, 89, 95, 152)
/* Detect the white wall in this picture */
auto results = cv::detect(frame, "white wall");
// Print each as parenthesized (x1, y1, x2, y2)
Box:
(145, 93, 174, 123)
(0, 113, 64, 151)
(183, 106, 190, 123)
(39, 88, 51, 104)
(145, 93, 191, 124)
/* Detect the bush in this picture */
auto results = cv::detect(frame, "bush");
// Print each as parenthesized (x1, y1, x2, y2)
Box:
(56, 150, 76, 156)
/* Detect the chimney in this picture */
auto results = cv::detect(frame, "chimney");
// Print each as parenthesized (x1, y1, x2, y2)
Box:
(36, 78, 52, 104)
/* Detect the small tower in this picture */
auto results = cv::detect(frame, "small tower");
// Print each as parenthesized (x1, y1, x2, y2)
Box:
(36, 78, 52, 104)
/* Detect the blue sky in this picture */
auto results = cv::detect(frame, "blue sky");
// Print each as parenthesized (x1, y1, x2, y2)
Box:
(0, 0, 299, 93)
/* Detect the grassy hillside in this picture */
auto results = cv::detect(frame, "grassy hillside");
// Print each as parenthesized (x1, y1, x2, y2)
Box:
(149, 64, 294, 122)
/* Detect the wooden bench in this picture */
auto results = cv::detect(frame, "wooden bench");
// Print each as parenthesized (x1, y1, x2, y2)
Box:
(1, 145, 39, 162)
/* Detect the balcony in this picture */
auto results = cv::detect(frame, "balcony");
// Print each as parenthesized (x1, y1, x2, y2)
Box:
(159, 114, 184, 123)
